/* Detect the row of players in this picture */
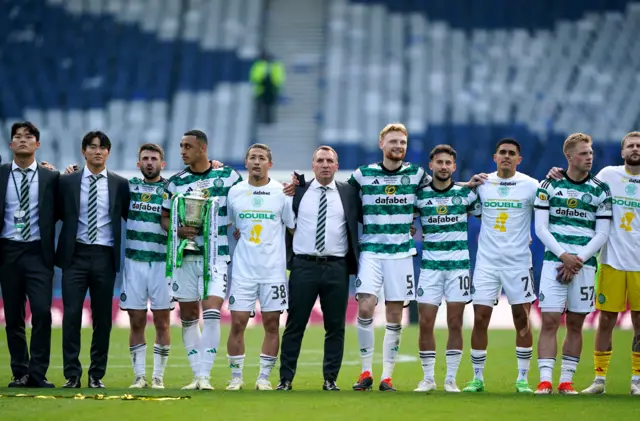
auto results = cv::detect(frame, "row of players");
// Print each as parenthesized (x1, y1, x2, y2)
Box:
(49, 125, 640, 394)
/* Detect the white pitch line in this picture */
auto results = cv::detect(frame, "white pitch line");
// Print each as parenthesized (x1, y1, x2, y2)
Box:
(48, 355, 418, 370)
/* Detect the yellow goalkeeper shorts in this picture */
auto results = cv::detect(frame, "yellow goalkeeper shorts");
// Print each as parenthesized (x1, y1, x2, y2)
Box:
(596, 264, 640, 312)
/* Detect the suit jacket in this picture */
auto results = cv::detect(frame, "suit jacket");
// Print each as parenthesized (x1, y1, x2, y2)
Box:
(55, 168, 129, 272)
(286, 179, 362, 275)
(0, 162, 60, 268)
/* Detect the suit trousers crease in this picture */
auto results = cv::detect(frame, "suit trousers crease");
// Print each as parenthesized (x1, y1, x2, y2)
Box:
(62, 243, 115, 379)
(0, 240, 53, 381)
(280, 257, 349, 382)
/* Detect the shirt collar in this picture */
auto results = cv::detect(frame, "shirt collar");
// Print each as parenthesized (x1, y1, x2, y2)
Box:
(83, 166, 108, 178)
(11, 160, 38, 172)
(311, 179, 337, 190)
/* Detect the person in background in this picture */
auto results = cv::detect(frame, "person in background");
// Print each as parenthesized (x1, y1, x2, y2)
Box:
(250, 52, 286, 125)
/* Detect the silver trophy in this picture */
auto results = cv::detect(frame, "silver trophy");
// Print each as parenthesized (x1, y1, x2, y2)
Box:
(181, 188, 208, 251)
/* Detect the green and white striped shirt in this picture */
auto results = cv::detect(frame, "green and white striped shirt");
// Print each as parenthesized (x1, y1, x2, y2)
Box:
(534, 174, 612, 267)
(417, 182, 479, 271)
(348, 162, 430, 259)
(125, 177, 167, 262)
(162, 166, 243, 260)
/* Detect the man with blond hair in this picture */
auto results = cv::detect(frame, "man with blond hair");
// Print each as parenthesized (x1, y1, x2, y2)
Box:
(548, 131, 640, 395)
(349, 123, 483, 391)
(534, 133, 611, 394)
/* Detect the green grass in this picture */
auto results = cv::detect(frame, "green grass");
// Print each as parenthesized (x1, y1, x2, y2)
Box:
(0, 326, 638, 421)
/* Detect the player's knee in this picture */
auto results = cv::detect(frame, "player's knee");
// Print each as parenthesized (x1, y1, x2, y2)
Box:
(473, 308, 491, 329)
(357, 294, 376, 318)
(631, 311, 640, 329)
(262, 317, 280, 335)
(565, 313, 586, 333)
(541, 313, 560, 330)
(447, 314, 463, 332)
(418, 314, 435, 331)
(598, 310, 619, 331)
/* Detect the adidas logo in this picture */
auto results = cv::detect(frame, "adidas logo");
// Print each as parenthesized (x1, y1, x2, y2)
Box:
(135, 186, 139, 191)
(186, 187, 193, 193)
(463, 291, 469, 296)
(557, 191, 563, 196)
(525, 292, 532, 297)
(207, 348, 217, 354)
(426, 200, 433, 205)
(187, 349, 198, 356)
(280, 299, 287, 305)
(407, 290, 413, 295)
(372, 179, 380, 184)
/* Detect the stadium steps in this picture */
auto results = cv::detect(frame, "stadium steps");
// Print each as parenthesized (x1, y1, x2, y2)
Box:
(255, 0, 325, 168)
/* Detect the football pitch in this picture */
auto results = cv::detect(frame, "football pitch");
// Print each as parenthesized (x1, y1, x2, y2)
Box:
(0, 326, 637, 421)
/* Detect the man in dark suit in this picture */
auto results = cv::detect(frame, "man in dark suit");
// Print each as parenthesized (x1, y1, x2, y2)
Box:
(56, 131, 129, 388)
(0, 122, 59, 388)
(277, 146, 361, 391)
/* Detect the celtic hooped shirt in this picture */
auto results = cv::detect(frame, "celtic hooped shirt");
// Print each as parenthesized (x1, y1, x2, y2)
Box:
(417, 182, 479, 271)
(348, 162, 431, 259)
(125, 177, 167, 262)
(535, 172, 612, 268)
(162, 166, 243, 260)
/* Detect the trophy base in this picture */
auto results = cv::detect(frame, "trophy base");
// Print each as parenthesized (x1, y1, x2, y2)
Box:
(184, 240, 199, 251)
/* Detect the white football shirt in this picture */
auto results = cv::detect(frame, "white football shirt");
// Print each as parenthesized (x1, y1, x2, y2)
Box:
(596, 165, 640, 271)
(227, 179, 296, 283)
(473, 171, 538, 270)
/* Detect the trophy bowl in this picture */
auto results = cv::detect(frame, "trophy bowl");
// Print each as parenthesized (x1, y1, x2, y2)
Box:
(182, 189, 208, 251)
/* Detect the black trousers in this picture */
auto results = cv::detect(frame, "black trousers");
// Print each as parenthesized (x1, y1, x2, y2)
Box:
(0, 240, 53, 383)
(61, 242, 116, 380)
(280, 255, 350, 382)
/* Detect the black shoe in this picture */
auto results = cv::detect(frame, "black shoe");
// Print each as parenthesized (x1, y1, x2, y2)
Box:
(323, 380, 340, 391)
(63, 376, 81, 388)
(8, 374, 29, 388)
(352, 373, 373, 391)
(379, 379, 396, 392)
(28, 377, 55, 388)
(276, 380, 292, 390)
(88, 377, 105, 388)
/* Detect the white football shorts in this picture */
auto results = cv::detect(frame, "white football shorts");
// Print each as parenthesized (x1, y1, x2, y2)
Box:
(355, 254, 416, 302)
(538, 261, 596, 314)
(169, 255, 228, 302)
(417, 269, 472, 306)
(120, 259, 174, 311)
(472, 267, 536, 307)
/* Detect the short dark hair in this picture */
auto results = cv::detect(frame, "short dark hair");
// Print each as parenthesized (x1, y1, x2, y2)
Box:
(11, 121, 40, 141)
(81, 131, 112, 151)
(184, 129, 208, 144)
(312, 145, 339, 162)
(245, 143, 272, 162)
(138, 143, 164, 160)
(429, 144, 457, 161)
(495, 138, 521, 154)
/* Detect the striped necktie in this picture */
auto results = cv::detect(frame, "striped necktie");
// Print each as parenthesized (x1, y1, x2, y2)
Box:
(19, 169, 31, 240)
(87, 174, 102, 243)
(315, 186, 328, 253)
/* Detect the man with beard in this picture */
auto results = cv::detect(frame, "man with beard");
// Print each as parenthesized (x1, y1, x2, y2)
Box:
(413, 145, 479, 393)
(119, 144, 172, 389)
(534, 133, 611, 394)
(161, 130, 242, 390)
(350, 124, 484, 391)
(462, 138, 538, 394)
(548, 131, 640, 395)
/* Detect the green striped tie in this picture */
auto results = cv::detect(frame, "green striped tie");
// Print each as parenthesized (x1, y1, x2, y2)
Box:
(19, 169, 31, 240)
(315, 186, 328, 252)
(87, 174, 102, 243)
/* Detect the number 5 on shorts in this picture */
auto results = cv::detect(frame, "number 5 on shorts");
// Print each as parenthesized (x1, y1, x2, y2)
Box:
(580, 286, 594, 301)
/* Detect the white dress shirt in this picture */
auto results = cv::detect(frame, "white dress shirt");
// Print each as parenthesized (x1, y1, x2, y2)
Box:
(76, 166, 113, 246)
(1, 160, 40, 241)
(293, 179, 348, 257)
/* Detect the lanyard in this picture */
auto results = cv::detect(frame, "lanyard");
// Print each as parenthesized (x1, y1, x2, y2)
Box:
(10, 167, 37, 203)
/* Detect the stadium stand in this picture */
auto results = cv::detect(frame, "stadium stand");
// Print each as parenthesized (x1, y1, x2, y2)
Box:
(0, 0, 264, 170)
(322, 0, 640, 180)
